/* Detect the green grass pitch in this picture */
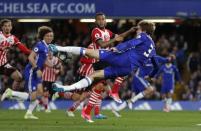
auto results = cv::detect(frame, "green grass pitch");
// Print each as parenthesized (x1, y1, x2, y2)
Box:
(0, 110, 200, 131)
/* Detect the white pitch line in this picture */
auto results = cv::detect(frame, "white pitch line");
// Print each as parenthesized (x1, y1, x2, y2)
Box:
(196, 124, 201, 126)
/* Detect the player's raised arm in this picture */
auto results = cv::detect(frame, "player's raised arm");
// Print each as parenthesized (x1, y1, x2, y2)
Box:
(118, 26, 138, 38)
(12, 34, 31, 55)
(115, 37, 143, 52)
(96, 27, 137, 48)
(16, 42, 31, 55)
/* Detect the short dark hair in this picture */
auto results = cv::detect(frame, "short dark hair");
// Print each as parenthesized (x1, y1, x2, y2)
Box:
(138, 20, 155, 35)
(37, 26, 53, 40)
(0, 19, 12, 27)
(95, 12, 105, 19)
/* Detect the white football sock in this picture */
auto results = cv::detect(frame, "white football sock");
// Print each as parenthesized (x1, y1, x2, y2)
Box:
(131, 92, 145, 103)
(166, 98, 172, 108)
(60, 77, 93, 91)
(12, 91, 29, 101)
(27, 99, 39, 114)
(56, 46, 85, 55)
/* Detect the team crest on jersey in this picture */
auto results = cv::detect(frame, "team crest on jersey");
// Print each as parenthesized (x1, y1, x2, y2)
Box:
(95, 33, 101, 39)
(34, 47, 39, 52)
(7, 37, 14, 44)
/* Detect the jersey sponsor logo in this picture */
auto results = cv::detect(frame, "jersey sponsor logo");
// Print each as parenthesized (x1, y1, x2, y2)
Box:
(7, 37, 14, 44)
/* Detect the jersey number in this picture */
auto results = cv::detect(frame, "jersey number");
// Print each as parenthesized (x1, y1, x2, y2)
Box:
(143, 44, 154, 57)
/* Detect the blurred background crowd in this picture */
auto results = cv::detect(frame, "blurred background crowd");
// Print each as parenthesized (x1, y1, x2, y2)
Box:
(0, 19, 200, 101)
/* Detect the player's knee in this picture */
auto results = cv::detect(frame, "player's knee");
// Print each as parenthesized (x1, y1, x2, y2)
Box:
(37, 85, 43, 96)
(147, 86, 155, 95)
(30, 92, 37, 100)
(72, 93, 80, 101)
(43, 91, 49, 97)
(94, 82, 104, 90)
(12, 70, 23, 81)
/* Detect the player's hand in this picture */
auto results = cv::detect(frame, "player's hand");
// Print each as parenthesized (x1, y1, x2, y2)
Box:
(110, 47, 119, 52)
(115, 35, 124, 42)
(168, 54, 176, 62)
(129, 26, 139, 32)
(0, 46, 9, 51)
(36, 69, 42, 78)
(144, 75, 156, 83)
(54, 69, 60, 75)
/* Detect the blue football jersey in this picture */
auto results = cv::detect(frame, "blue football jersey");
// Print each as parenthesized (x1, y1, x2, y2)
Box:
(155, 63, 181, 88)
(26, 40, 48, 70)
(116, 32, 156, 66)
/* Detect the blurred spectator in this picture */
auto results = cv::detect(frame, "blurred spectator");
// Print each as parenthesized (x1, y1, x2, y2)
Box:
(0, 19, 200, 101)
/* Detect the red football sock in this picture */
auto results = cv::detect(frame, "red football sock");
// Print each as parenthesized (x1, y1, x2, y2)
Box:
(84, 88, 102, 115)
(84, 103, 93, 115)
(43, 96, 49, 110)
(68, 101, 81, 112)
(112, 77, 124, 94)
(94, 105, 100, 116)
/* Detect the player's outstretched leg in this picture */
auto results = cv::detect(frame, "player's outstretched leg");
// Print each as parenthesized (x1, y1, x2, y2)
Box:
(53, 70, 104, 92)
(130, 85, 155, 103)
(48, 44, 100, 60)
(1, 88, 29, 101)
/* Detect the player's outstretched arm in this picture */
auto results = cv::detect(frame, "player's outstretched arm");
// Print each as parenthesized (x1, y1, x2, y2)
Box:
(97, 27, 137, 48)
(118, 26, 138, 38)
(16, 43, 31, 55)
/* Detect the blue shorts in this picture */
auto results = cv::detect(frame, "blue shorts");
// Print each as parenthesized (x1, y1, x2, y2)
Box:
(131, 75, 150, 94)
(99, 50, 135, 78)
(24, 67, 42, 92)
(161, 85, 174, 94)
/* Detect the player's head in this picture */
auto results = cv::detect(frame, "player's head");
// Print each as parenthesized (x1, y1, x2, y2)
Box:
(167, 54, 176, 63)
(37, 26, 54, 44)
(95, 12, 106, 29)
(0, 19, 12, 34)
(137, 20, 155, 35)
(48, 51, 54, 59)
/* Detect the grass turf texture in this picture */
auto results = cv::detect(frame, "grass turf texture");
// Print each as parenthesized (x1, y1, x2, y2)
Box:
(0, 110, 200, 131)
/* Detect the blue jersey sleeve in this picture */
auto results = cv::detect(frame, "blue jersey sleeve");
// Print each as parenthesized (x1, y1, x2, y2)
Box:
(173, 66, 181, 81)
(155, 55, 169, 64)
(115, 34, 144, 51)
(33, 43, 42, 53)
(154, 66, 163, 78)
(148, 56, 160, 77)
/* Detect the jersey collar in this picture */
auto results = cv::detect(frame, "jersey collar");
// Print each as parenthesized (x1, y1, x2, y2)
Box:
(42, 40, 48, 48)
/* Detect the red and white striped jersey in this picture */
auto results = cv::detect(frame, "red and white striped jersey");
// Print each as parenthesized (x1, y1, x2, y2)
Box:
(0, 31, 20, 66)
(78, 43, 96, 76)
(42, 56, 61, 82)
(78, 27, 114, 76)
(91, 27, 114, 50)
